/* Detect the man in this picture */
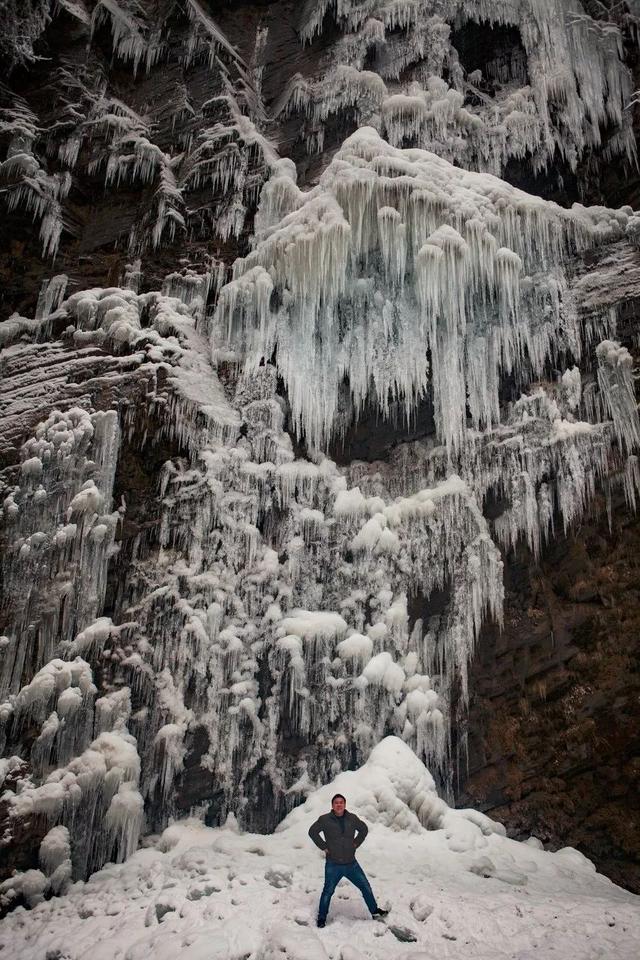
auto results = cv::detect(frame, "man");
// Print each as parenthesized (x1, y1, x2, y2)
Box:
(308, 793, 389, 927)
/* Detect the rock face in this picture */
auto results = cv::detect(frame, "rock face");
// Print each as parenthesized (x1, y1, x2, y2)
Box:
(459, 500, 640, 893)
(2, 0, 640, 911)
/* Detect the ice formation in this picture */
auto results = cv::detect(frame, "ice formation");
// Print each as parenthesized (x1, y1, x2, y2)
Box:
(1, 407, 120, 697)
(1, 0, 640, 909)
(294, 0, 636, 177)
(219, 126, 627, 453)
(2, 0, 637, 266)
(3, 195, 639, 885)
(0, 3, 276, 258)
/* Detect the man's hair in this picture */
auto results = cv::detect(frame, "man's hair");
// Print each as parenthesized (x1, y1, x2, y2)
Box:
(331, 793, 346, 804)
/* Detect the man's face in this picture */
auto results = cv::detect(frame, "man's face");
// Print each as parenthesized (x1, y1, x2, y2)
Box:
(332, 797, 346, 816)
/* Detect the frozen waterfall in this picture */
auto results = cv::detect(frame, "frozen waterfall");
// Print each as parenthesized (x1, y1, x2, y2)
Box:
(1, 0, 640, 908)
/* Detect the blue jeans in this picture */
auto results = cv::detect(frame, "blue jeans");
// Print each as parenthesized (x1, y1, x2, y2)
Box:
(318, 859, 378, 921)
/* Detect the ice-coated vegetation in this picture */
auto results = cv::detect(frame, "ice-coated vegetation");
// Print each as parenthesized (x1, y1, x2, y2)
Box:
(2, 0, 637, 265)
(0, 2, 275, 258)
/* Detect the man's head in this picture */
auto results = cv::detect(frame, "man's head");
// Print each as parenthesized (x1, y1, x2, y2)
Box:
(331, 794, 346, 816)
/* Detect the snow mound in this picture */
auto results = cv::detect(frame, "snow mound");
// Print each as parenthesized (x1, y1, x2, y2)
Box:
(282, 738, 444, 834)
(280, 738, 504, 844)
(0, 736, 638, 960)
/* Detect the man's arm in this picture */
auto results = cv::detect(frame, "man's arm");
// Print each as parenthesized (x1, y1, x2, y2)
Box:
(353, 815, 368, 847)
(308, 817, 328, 851)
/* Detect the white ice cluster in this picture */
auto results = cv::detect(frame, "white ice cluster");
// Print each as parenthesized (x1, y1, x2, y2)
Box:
(142, 430, 503, 808)
(1, 407, 120, 699)
(3, 149, 640, 875)
(0, 265, 638, 893)
(0, 726, 143, 909)
(0, 648, 144, 901)
(217, 127, 629, 453)
(595, 340, 640, 455)
(86, 0, 249, 78)
(2, 0, 635, 276)
(295, 0, 636, 177)
(35, 275, 68, 321)
(161, 261, 227, 336)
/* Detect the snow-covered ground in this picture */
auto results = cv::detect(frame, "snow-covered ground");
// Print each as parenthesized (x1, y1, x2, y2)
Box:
(1, 738, 638, 960)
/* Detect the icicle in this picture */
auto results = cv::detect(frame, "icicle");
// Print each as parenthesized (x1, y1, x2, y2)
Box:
(4, 170, 72, 258)
(596, 340, 640, 454)
(90, 1, 164, 76)
(216, 126, 603, 452)
(297, 0, 635, 176)
(1, 408, 120, 697)
(35, 275, 68, 320)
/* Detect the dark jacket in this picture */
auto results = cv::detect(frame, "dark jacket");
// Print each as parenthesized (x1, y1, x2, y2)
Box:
(308, 810, 369, 864)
